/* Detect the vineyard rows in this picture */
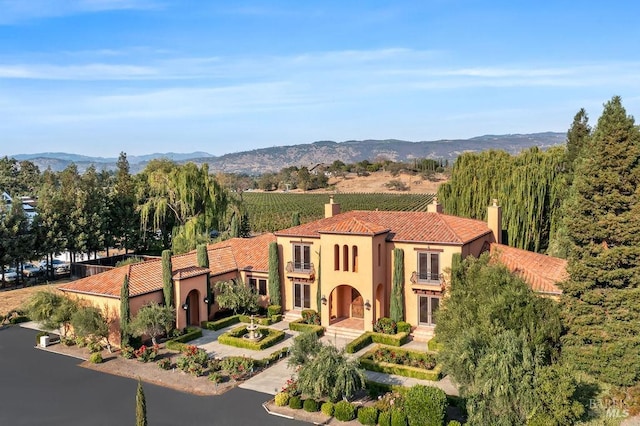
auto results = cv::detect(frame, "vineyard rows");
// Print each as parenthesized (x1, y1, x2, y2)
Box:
(242, 192, 435, 233)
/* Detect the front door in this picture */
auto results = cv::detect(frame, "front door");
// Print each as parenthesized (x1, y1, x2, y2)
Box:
(418, 295, 440, 326)
(351, 290, 364, 319)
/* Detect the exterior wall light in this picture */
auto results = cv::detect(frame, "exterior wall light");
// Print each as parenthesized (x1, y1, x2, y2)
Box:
(364, 300, 371, 310)
(321, 295, 327, 305)
(203, 297, 210, 304)
(181, 303, 189, 310)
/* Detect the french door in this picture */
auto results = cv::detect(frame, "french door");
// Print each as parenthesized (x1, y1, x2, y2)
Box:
(418, 296, 440, 325)
(294, 282, 311, 309)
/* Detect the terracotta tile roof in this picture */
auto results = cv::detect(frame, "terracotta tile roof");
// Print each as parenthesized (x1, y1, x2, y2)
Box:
(490, 243, 565, 295)
(59, 234, 276, 298)
(318, 217, 389, 235)
(59, 259, 164, 298)
(276, 211, 491, 244)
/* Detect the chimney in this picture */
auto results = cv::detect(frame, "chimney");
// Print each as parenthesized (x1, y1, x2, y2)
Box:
(325, 195, 341, 218)
(487, 199, 502, 244)
(427, 196, 443, 213)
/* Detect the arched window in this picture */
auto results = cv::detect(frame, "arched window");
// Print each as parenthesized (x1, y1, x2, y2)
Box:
(377, 243, 381, 267)
(343, 245, 349, 271)
(334, 244, 340, 271)
(352, 246, 358, 272)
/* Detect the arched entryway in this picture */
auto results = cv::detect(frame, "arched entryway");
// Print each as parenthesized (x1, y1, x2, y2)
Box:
(329, 285, 364, 330)
(185, 289, 200, 326)
(375, 283, 385, 319)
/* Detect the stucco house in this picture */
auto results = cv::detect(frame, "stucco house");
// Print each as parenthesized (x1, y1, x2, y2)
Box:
(59, 196, 565, 345)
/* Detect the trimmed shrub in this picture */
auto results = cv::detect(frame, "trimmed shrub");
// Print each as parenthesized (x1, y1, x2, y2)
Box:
(447, 422, 462, 426)
(289, 318, 324, 336)
(202, 315, 240, 331)
(379, 410, 392, 426)
(89, 352, 103, 364)
(397, 321, 411, 333)
(334, 400, 356, 422)
(359, 358, 442, 381)
(345, 333, 373, 353)
(357, 406, 379, 425)
(303, 398, 319, 412)
(271, 314, 282, 323)
(427, 337, 443, 352)
(301, 309, 320, 325)
(405, 385, 447, 426)
(321, 401, 334, 416)
(238, 314, 271, 326)
(218, 327, 285, 350)
(390, 408, 407, 426)
(267, 305, 281, 317)
(289, 395, 303, 409)
(346, 331, 409, 353)
(274, 392, 290, 407)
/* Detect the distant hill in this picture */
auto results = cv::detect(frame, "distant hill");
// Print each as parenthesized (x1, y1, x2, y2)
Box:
(10, 133, 565, 174)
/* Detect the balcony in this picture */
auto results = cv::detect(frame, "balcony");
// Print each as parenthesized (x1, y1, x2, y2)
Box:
(410, 271, 444, 292)
(285, 261, 315, 281)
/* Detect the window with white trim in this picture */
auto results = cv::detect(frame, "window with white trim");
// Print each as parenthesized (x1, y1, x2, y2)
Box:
(418, 252, 440, 283)
(293, 243, 312, 272)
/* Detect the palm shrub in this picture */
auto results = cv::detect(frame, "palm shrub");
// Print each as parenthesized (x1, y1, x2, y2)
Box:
(333, 401, 355, 422)
(357, 406, 379, 425)
(404, 385, 447, 426)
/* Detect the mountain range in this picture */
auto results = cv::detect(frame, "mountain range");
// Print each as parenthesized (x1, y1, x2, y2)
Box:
(11, 132, 565, 175)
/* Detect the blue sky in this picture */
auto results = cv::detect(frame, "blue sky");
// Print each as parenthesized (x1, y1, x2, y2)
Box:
(1, 0, 639, 158)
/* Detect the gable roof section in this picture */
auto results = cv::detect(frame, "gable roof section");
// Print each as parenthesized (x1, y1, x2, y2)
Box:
(490, 243, 565, 295)
(318, 217, 389, 236)
(276, 210, 491, 244)
(206, 233, 276, 272)
(172, 246, 238, 277)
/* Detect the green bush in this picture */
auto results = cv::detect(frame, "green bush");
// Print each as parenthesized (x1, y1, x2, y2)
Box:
(238, 314, 271, 326)
(289, 318, 324, 336)
(271, 314, 282, 323)
(87, 341, 103, 353)
(201, 315, 240, 330)
(405, 385, 447, 426)
(157, 358, 172, 370)
(89, 352, 103, 364)
(334, 400, 356, 422)
(165, 327, 202, 351)
(267, 305, 281, 317)
(427, 337, 443, 352)
(374, 317, 397, 334)
(303, 398, 319, 412)
(391, 408, 407, 426)
(289, 395, 303, 409)
(274, 392, 290, 407)
(379, 410, 392, 426)
(357, 406, 379, 425)
(35, 331, 48, 345)
(9, 315, 29, 324)
(208, 371, 223, 383)
(397, 321, 411, 333)
(218, 327, 285, 350)
(301, 309, 320, 325)
(359, 347, 442, 380)
(165, 340, 187, 352)
(321, 401, 334, 416)
(447, 421, 462, 426)
(345, 333, 373, 353)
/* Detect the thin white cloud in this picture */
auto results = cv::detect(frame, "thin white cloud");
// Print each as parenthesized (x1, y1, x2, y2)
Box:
(0, 0, 162, 24)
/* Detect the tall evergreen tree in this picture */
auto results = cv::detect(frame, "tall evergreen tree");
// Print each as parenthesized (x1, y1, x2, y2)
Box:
(292, 211, 301, 227)
(197, 244, 212, 315)
(390, 248, 404, 322)
(162, 250, 174, 308)
(136, 380, 147, 426)
(560, 96, 640, 386)
(120, 275, 131, 347)
(565, 108, 591, 173)
(268, 242, 281, 306)
(316, 248, 322, 314)
(239, 212, 251, 237)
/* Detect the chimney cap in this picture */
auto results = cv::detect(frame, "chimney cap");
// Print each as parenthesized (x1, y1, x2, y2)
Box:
(492, 198, 499, 207)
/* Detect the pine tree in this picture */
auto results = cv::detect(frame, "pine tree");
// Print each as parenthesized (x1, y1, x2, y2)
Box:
(136, 379, 147, 426)
(560, 96, 640, 386)
(162, 250, 174, 308)
(120, 275, 131, 347)
(268, 242, 281, 306)
(390, 248, 404, 322)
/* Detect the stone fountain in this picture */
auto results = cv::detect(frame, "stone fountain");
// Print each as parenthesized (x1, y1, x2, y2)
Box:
(243, 315, 264, 341)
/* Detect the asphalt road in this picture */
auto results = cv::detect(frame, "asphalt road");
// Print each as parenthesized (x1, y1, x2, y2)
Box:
(0, 325, 305, 426)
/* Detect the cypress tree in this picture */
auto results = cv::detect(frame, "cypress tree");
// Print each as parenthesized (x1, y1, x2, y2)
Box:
(560, 96, 640, 386)
(162, 249, 174, 308)
(239, 212, 251, 237)
(268, 242, 281, 306)
(316, 248, 322, 314)
(120, 274, 130, 347)
(390, 248, 404, 322)
(197, 244, 212, 314)
(136, 379, 147, 426)
(292, 211, 301, 227)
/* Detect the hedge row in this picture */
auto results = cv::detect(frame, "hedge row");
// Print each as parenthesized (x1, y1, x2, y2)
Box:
(255, 347, 289, 368)
(359, 347, 442, 381)
(165, 327, 203, 351)
(288, 319, 324, 337)
(218, 327, 285, 351)
(202, 315, 240, 331)
(428, 336, 444, 352)
(345, 331, 409, 353)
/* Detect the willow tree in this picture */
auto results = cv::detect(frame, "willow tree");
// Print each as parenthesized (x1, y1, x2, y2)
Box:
(139, 162, 232, 254)
(438, 147, 566, 253)
(120, 275, 131, 347)
(162, 250, 174, 308)
(390, 248, 404, 322)
(268, 242, 281, 306)
(560, 96, 640, 386)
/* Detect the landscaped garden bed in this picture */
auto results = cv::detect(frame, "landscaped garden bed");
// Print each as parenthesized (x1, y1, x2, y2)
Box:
(359, 346, 442, 381)
(217, 325, 286, 350)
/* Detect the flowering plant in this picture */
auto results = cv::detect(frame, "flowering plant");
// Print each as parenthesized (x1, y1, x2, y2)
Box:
(134, 344, 159, 362)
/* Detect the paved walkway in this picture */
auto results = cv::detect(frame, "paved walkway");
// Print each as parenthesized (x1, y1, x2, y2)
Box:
(193, 320, 459, 397)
